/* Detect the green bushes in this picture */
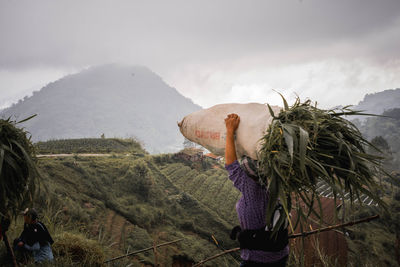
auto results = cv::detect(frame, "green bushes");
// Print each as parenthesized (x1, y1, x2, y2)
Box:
(35, 138, 145, 154)
(123, 226, 156, 264)
(119, 159, 152, 201)
(153, 154, 172, 164)
(125, 226, 153, 251)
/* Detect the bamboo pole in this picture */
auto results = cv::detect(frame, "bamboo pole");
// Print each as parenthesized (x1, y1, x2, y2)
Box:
(192, 214, 379, 267)
(288, 214, 379, 239)
(104, 239, 183, 263)
(153, 239, 158, 267)
(192, 248, 240, 267)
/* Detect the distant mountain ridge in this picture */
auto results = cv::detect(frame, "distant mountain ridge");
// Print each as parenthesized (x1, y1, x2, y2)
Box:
(352, 88, 400, 120)
(0, 64, 202, 153)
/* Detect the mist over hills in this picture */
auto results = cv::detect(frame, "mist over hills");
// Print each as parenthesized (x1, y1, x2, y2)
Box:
(352, 88, 400, 120)
(0, 64, 201, 153)
(1, 63, 399, 153)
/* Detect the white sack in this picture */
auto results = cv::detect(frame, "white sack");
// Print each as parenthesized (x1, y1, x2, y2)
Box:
(178, 103, 282, 160)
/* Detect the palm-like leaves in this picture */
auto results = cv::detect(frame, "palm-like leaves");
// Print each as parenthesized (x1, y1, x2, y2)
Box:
(259, 97, 385, 232)
(0, 117, 38, 221)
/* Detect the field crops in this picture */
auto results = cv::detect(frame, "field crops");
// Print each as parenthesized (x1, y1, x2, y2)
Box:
(35, 138, 145, 154)
(160, 162, 240, 225)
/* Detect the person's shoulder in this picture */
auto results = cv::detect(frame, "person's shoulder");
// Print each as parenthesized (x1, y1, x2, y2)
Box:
(225, 160, 240, 170)
(34, 221, 47, 231)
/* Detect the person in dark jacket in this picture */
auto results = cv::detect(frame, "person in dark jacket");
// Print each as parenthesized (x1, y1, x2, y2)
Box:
(14, 208, 54, 263)
(225, 113, 289, 267)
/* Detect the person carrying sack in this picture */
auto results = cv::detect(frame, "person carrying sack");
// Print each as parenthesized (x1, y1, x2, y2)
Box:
(14, 208, 54, 264)
(224, 113, 289, 267)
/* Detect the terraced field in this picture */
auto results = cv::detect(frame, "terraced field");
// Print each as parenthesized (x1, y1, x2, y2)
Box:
(316, 180, 377, 206)
(159, 162, 240, 226)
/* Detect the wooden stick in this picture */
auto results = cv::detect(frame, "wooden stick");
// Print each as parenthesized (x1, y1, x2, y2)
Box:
(153, 239, 158, 267)
(104, 239, 183, 263)
(192, 214, 379, 267)
(288, 214, 379, 239)
(192, 248, 240, 267)
(2, 232, 18, 267)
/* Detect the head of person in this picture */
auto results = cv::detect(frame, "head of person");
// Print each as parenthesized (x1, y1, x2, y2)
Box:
(240, 155, 269, 185)
(240, 156, 258, 179)
(22, 208, 38, 224)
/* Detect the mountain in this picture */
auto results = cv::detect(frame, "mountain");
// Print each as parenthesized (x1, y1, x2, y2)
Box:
(0, 64, 201, 153)
(351, 88, 400, 121)
(344, 89, 400, 171)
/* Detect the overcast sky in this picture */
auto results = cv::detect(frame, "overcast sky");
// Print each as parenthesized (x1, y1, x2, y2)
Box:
(1, 0, 400, 109)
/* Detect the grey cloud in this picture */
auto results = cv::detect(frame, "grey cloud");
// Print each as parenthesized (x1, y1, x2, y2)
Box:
(1, 0, 400, 110)
(1, 0, 399, 71)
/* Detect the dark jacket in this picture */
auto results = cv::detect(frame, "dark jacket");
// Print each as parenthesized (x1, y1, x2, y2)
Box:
(18, 221, 54, 262)
(19, 221, 54, 247)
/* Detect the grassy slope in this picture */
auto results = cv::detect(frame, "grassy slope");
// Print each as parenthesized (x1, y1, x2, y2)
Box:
(47, 155, 239, 266)
(344, 182, 400, 267)
(2, 138, 399, 266)
(1, 139, 241, 266)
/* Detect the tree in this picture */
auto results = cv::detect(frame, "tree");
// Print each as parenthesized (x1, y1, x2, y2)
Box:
(0, 116, 39, 266)
(383, 108, 400, 121)
(121, 160, 152, 200)
(371, 136, 391, 153)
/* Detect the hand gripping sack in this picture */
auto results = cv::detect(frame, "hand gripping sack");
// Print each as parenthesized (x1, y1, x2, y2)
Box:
(178, 103, 282, 160)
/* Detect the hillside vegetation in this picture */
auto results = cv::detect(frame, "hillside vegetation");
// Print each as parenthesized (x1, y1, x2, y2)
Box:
(35, 138, 145, 154)
(1, 138, 399, 266)
(355, 108, 400, 172)
(1, 138, 240, 266)
(158, 161, 240, 225)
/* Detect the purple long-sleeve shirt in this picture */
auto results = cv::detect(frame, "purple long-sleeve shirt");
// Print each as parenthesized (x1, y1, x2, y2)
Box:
(226, 160, 289, 263)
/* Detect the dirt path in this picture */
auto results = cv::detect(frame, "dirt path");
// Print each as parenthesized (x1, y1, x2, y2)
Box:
(37, 153, 114, 158)
(103, 210, 134, 249)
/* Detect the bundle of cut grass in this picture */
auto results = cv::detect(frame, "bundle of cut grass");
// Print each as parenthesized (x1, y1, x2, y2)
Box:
(0, 116, 38, 220)
(52, 232, 105, 267)
(258, 97, 385, 231)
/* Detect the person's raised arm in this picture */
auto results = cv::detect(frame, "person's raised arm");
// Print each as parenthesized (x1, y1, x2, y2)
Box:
(225, 113, 240, 165)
